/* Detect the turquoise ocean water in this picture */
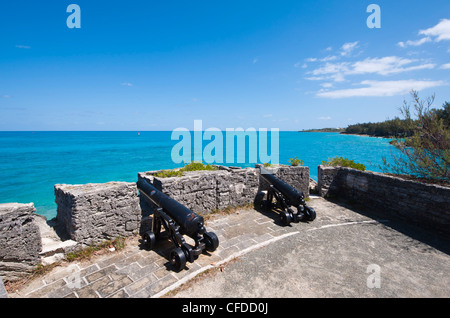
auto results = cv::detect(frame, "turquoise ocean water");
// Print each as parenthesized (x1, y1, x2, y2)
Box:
(0, 131, 395, 219)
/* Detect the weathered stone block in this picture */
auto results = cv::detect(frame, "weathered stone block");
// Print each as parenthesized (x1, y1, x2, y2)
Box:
(54, 182, 141, 245)
(0, 203, 41, 282)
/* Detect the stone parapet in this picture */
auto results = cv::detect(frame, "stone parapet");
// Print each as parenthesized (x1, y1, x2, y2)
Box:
(317, 165, 450, 239)
(54, 182, 141, 245)
(0, 203, 41, 282)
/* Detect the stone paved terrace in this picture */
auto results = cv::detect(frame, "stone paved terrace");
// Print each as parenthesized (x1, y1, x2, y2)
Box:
(7, 197, 450, 298)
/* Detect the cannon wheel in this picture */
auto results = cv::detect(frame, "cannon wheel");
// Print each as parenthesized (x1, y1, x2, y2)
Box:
(305, 207, 316, 221)
(142, 231, 156, 250)
(280, 210, 292, 226)
(170, 247, 187, 271)
(203, 232, 219, 252)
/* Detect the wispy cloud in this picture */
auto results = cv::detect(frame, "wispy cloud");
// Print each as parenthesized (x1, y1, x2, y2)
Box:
(15, 45, 31, 49)
(399, 19, 450, 48)
(317, 116, 331, 120)
(441, 63, 450, 69)
(307, 56, 435, 82)
(317, 80, 446, 98)
(340, 41, 359, 56)
(2, 94, 11, 98)
(121, 82, 133, 86)
(398, 37, 431, 48)
(419, 19, 450, 42)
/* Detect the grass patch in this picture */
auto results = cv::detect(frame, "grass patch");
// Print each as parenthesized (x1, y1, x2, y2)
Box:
(65, 236, 126, 262)
(288, 157, 304, 166)
(322, 156, 366, 171)
(155, 161, 218, 178)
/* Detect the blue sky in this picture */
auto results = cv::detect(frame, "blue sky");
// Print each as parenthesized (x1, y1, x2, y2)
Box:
(1, 0, 449, 131)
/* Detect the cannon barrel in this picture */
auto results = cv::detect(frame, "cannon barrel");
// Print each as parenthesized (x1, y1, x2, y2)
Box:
(259, 166, 305, 207)
(137, 178, 205, 238)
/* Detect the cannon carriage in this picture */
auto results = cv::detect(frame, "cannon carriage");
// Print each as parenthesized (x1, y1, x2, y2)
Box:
(258, 166, 316, 225)
(137, 179, 219, 271)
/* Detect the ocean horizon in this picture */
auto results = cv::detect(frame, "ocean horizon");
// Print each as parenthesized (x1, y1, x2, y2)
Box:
(0, 131, 395, 219)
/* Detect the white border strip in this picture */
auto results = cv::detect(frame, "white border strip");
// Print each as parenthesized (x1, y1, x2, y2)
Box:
(307, 220, 389, 232)
(151, 231, 300, 298)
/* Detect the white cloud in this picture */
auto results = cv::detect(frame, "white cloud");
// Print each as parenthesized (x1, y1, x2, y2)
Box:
(318, 116, 331, 120)
(320, 55, 338, 62)
(121, 82, 133, 86)
(308, 56, 435, 82)
(441, 63, 450, 69)
(398, 37, 431, 48)
(15, 45, 30, 49)
(2, 95, 11, 98)
(419, 19, 450, 42)
(253, 58, 258, 64)
(350, 56, 435, 75)
(340, 41, 359, 56)
(263, 114, 273, 118)
(317, 80, 446, 98)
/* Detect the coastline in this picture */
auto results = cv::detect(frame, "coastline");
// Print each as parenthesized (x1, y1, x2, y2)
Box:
(299, 130, 395, 139)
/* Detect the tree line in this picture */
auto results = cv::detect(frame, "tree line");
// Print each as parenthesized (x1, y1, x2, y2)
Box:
(342, 101, 449, 138)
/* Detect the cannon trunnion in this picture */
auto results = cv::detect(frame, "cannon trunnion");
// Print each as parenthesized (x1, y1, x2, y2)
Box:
(137, 179, 219, 271)
(259, 166, 316, 225)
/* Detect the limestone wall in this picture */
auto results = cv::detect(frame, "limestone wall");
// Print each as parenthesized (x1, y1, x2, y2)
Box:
(138, 165, 310, 216)
(0, 203, 41, 282)
(54, 182, 141, 245)
(317, 165, 450, 239)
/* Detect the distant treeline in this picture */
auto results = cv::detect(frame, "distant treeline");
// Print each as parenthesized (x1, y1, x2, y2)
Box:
(342, 118, 413, 137)
(342, 102, 449, 138)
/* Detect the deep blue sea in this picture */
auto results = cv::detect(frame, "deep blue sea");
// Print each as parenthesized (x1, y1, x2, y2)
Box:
(0, 131, 395, 219)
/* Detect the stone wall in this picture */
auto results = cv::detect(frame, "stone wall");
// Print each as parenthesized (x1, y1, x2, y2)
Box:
(317, 165, 450, 239)
(138, 165, 310, 216)
(54, 182, 141, 245)
(0, 203, 41, 282)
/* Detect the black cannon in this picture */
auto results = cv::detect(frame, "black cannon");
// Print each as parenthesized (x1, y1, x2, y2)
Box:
(258, 166, 316, 225)
(137, 179, 219, 271)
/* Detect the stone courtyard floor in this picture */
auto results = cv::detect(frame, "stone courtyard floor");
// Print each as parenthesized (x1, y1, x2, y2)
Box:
(7, 196, 450, 298)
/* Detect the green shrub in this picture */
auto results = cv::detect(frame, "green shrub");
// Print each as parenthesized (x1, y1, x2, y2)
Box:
(381, 91, 449, 182)
(181, 161, 218, 172)
(288, 157, 304, 166)
(155, 161, 218, 178)
(322, 156, 366, 171)
(263, 163, 272, 167)
(154, 169, 183, 178)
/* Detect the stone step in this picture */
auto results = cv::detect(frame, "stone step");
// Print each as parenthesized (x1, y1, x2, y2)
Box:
(40, 238, 78, 257)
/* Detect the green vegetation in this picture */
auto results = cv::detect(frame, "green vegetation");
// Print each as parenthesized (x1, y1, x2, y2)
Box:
(288, 157, 304, 166)
(263, 163, 273, 167)
(343, 118, 414, 138)
(342, 99, 449, 139)
(322, 156, 366, 171)
(154, 169, 184, 178)
(65, 236, 126, 262)
(300, 128, 345, 133)
(381, 92, 449, 183)
(155, 161, 218, 178)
